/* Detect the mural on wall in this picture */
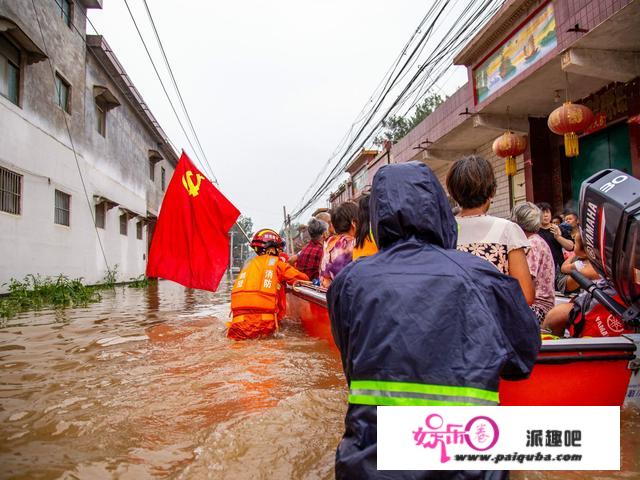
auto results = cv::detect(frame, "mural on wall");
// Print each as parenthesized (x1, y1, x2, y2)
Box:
(474, 2, 557, 103)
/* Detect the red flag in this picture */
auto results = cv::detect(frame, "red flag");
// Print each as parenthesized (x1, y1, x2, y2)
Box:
(146, 152, 240, 291)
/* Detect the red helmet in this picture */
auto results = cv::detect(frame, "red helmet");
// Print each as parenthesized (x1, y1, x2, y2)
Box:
(251, 228, 285, 252)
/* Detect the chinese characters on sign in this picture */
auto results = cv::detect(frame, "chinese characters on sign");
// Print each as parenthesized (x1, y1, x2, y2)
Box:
(526, 429, 582, 447)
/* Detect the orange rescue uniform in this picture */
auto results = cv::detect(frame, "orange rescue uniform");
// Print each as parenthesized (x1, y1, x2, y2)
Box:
(228, 254, 309, 340)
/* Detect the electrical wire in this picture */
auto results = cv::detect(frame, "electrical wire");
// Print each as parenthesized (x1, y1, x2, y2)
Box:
(139, 0, 218, 184)
(292, 0, 454, 217)
(121, 0, 214, 181)
(291, 0, 449, 214)
(289, 0, 503, 221)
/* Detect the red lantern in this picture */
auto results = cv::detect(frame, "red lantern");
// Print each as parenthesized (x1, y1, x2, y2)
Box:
(547, 102, 595, 157)
(492, 131, 527, 177)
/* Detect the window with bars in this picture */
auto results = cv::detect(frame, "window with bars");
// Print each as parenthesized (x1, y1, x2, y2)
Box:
(0, 34, 20, 106)
(55, 0, 72, 27)
(95, 202, 105, 229)
(54, 73, 70, 113)
(0, 166, 22, 215)
(120, 213, 128, 236)
(54, 189, 70, 226)
(136, 221, 143, 240)
(161, 166, 166, 191)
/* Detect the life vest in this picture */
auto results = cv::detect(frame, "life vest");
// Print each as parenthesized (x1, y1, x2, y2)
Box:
(568, 287, 632, 338)
(231, 254, 309, 317)
(231, 255, 282, 315)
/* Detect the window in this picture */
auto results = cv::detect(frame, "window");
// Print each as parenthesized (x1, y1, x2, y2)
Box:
(161, 166, 166, 191)
(120, 214, 128, 235)
(95, 202, 105, 229)
(54, 189, 70, 226)
(55, 0, 72, 27)
(0, 166, 22, 215)
(95, 102, 106, 136)
(54, 73, 70, 113)
(0, 35, 20, 105)
(352, 168, 367, 195)
(136, 221, 143, 240)
(149, 159, 155, 181)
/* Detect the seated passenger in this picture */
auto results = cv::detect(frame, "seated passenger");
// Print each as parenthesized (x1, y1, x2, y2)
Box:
(295, 218, 328, 281)
(352, 194, 378, 260)
(228, 229, 308, 340)
(559, 232, 598, 293)
(446, 155, 535, 305)
(543, 279, 633, 338)
(319, 202, 358, 288)
(511, 202, 555, 323)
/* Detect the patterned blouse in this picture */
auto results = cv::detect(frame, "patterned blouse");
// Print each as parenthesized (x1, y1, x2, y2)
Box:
(319, 234, 355, 288)
(456, 215, 529, 275)
(525, 233, 556, 314)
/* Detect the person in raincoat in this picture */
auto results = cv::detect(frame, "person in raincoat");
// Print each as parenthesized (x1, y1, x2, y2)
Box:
(228, 229, 308, 340)
(327, 161, 540, 480)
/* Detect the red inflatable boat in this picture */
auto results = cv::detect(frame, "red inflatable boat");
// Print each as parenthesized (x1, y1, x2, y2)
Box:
(287, 283, 638, 407)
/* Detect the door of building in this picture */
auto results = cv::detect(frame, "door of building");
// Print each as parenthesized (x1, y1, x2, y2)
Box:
(571, 122, 632, 203)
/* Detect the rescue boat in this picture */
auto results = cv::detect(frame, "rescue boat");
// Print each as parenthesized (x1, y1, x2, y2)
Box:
(286, 283, 640, 407)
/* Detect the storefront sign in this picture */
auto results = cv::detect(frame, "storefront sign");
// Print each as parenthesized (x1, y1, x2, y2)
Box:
(581, 78, 640, 130)
(473, 2, 557, 104)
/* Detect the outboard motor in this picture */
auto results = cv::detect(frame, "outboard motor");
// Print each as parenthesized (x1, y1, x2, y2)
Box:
(576, 169, 640, 327)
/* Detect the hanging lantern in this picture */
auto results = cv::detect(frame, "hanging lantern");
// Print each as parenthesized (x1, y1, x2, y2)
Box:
(492, 131, 527, 177)
(547, 102, 594, 157)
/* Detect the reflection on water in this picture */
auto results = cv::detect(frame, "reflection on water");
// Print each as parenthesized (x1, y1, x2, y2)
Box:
(0, 280, 638, 479)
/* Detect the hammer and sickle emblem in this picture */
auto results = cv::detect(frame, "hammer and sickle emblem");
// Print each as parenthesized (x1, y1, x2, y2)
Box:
(182, 170, 205, 197)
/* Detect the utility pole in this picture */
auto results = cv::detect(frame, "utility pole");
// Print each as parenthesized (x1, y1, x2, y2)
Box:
(287, 214, 293, 255)
(228, 230, 234, 275)
(283, 206, 291, 255)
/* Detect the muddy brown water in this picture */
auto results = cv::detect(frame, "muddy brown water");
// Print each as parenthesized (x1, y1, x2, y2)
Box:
(0, 280, 638, 479)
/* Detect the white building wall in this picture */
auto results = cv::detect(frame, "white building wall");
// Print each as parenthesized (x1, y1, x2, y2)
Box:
(0, 1, 176, 292)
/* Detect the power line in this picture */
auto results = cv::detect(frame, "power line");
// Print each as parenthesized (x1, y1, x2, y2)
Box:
(291, 0, 449, 214)
(289, 0, 503, 221)
(120, 0, 215, 181)
(293, 0, 460, 217)
(139, 0, 218, 184)
(291, 0, 453, 217)
(295, 0, 500, 216)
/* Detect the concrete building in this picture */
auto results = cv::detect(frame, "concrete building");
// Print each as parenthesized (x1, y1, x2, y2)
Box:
(331, 0, 640, 219)
(0, 0, 177, 291)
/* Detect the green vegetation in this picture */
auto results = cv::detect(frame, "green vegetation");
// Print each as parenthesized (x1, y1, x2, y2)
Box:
(0, 264, 150, 320)
(0, 275, 102, 319)
(101, 265, 119, 289)
(374, 93, 444, 145)
(127, 275, 154, 289)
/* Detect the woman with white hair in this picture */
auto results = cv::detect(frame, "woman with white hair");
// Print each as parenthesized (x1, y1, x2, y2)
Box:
(511, 202, 556, 322)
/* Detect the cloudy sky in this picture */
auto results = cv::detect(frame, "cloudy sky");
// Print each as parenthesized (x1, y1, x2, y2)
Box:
(88, 0, 470, 230)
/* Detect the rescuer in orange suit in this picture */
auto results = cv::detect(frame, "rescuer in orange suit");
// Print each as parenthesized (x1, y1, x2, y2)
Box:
(228, 229, 309, 340)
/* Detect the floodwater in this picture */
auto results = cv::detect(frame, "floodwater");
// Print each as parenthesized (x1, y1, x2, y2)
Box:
(0, 280, 638, 479)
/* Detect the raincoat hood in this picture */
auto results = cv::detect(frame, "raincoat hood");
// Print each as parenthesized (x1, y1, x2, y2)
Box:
(369, 161, 457, 249)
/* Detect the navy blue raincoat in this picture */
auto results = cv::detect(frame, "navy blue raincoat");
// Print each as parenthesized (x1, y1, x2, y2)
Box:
(327, 161, 540, 480)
